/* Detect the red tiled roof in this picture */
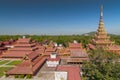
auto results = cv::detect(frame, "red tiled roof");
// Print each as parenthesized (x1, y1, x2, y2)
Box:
(18, 60, 31, 67)
(44, 47, 57, 55)
(92, 39, 114, 44)
(3, 41, 10, 45)
(7, 60, 32, 75)
(2, 51, 32, 58)
(13, 43, 36, 47)
(26, 52, 39, 60)
(69, 43, 82, 49)
(0, 42, 3, 46)
(33, 57, 46, 73)
(17, 38, 31, 43)
(7, 56, 47, 75)
(70, 49, 88, 58)
(7, 67, 33, 75)
(45, 47, 56, 52)
(44, 52, 52, 55)
(9, 46, 37, 51)
(47, 56, 60, 61)
(35, 49, 44, 54)
(57, 65, 82, 80)
(0, 47, 7, 50)
(108, 45, 120, 50)
(67, 58, 89, 62)
(88, 44, 95, 49)
(0, 50, 2, 54)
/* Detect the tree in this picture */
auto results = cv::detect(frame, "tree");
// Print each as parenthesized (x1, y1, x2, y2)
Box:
(82, 48, 120, 80)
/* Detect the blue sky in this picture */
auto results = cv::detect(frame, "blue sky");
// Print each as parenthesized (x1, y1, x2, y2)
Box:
(0, 0, 120, 35)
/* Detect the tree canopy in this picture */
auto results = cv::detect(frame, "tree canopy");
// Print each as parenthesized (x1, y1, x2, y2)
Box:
(82, 48, 120, 80)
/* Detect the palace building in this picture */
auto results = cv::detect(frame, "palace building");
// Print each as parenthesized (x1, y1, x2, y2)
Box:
(67, 41, 88, 64)
(88, 6, 120, 54)
(92, 6, 114, 48)
(1, 36, 38, 59)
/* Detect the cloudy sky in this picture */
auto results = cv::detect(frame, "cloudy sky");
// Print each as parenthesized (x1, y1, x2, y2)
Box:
(0, 0, 120, 35)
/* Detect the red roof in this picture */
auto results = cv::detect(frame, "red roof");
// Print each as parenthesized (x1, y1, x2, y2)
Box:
(44, 47, 57, 55)
(88, 44, 95, 49)
(2, 51, 32, 58)
(13, 43, 36, 47)
(45, 47, 56, 52)
(92, 39, 114, 44)
(57, 65, 82, 80)
(26, 52, 39, 60)
(47, 56, 60, 61)
(108, 45, 120, 50)
(70, 49, 88, 58)
(7, 56, 47, 75)
(7, 60, 32, 74)
(17, 38, 31, 43)
(44, 52, 52, 55)
(69, 43, 82, 49)
(7, 67, 33, 74)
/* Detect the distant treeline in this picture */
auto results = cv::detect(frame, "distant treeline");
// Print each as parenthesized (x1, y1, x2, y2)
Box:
(0, 35, 120, 47)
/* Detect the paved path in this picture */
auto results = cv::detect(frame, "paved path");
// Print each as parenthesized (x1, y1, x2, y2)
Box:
(0, 60, 13, 67)
(0, 60, 4, 63)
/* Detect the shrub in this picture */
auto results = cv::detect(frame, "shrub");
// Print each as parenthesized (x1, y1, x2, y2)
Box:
(19, 74, 24, 78)
(26, 74, 32, 79)
(14, 75, 18, 78)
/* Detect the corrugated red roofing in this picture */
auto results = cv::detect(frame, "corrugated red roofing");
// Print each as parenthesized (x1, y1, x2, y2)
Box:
(57, 65, 82, 80)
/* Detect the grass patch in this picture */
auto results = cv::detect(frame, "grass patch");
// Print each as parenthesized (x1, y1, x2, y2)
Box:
(0, 60, 9, 65)
(0, 67, 13, 77)
(7, 60, 22, 65)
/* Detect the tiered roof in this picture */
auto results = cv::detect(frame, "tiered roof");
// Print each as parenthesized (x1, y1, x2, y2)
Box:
(92, 6, 114, 47)
(88, 6, 120, 55)
(0, 40, 15, 55)
(7, 56, 47, 75)
(1, 37, 38, 58)
(68, 42, 88, 63)
(70, 49, 88, 58)
(44, 47, 57, 55)
(69, 42, 82, 49)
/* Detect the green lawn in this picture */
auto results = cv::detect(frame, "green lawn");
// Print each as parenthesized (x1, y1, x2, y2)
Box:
(0, 67, 13, 77)
(6, 60, 22, 65)
(0, 60, 9, 65)
(0, 60, 22, 77)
